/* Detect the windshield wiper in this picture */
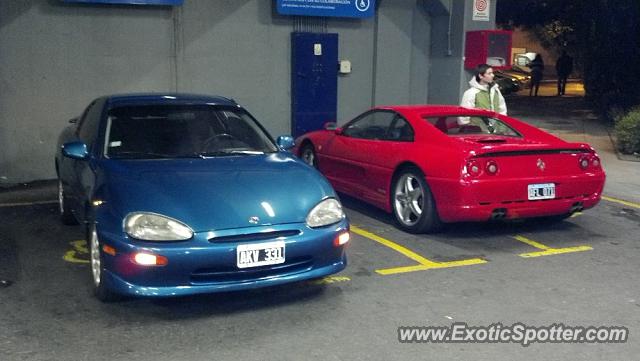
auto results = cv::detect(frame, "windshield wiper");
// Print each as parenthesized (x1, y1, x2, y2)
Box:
(197, 150, 265, 157)
(227, 150, 265, 155)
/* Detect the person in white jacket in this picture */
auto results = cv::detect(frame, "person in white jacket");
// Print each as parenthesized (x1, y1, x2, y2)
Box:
(459, 64, 507, 125)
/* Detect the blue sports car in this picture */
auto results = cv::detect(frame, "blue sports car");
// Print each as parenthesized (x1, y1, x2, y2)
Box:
(55, 94, 349, 301)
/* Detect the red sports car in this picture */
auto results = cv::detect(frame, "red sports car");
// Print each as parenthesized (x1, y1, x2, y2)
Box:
(294, 105, 606, 233)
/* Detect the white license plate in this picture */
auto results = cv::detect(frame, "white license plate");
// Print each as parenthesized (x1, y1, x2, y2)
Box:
(236, 241, 285, 269)
(528, 183, 556, 200)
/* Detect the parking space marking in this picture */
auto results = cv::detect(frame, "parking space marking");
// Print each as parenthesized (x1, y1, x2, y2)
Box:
(0, 200, 57, 208)
(308, 276, 351, 285)
(513, 235, 592, 258)
(63, 240, 90, 264)
(602, 196, 640, 209)
(350, 226, 487, 275)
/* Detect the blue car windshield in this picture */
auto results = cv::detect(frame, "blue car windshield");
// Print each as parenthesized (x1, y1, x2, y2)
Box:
(104, 105, 278, 159)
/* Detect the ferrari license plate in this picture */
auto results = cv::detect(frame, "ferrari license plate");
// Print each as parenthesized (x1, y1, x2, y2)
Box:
(236, 241, 285, 269)
(528, 183, 556, 200)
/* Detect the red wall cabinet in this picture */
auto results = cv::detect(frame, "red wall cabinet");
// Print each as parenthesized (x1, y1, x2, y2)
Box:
(464, 30, 512, 70)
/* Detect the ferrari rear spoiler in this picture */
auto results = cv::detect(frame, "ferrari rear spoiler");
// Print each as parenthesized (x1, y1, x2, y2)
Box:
(474, 148, 591, 158)
(468, 143, 594, 158)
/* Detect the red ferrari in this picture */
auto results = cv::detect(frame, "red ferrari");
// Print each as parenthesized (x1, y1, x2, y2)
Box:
(294, 105, 606, 233)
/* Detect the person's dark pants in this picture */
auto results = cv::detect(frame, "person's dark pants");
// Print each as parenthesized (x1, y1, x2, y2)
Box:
(529, 81, 541, 96)
(557, 75, 568, 95)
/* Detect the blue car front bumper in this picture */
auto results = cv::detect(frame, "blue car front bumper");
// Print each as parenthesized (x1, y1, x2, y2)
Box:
(97, 220, 349, 297)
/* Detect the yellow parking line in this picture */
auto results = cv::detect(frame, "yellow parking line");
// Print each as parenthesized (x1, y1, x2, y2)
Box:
(602, 196, 640, 209)
(513, 235, 551, 250)
(351, 226, 438, 265)
(377, 258, 488, 275)
(308, 276, 351, 285)
(520, 246, 593, 258)
(62, 240, 90, 264)
(513, 235, 592, 258)
(350, 225, 487, 275)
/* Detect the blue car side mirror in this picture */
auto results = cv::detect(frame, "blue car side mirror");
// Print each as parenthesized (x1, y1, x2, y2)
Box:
(276, 135, 295, 150)
(62, 141, 89, 160)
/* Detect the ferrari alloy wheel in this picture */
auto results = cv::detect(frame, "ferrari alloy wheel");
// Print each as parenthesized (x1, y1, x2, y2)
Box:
(392, 168, 441, 233)
(58, 179, 77, 225)
(300, 144, 317, 168)
(88, 224, 119, 302)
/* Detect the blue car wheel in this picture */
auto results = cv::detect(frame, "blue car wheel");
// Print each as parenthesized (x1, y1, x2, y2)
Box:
(88, 224, 120, 302)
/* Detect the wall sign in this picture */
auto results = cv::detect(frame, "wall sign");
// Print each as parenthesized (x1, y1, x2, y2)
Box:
(472, 0, 490, 21)
(276, 0, 375, 18)
(62, 0, 183, 5)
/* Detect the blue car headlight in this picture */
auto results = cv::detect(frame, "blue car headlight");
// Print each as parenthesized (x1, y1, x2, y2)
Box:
(306, 198, 345, 228)
(124, 212, 194, 241)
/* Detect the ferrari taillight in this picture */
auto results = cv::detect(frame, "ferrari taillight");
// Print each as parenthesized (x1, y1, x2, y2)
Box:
(579, 153, 601, 171)
(465, 160, 482, 177)
(579, 156, 590, 170)
(485, 160, 499, 175)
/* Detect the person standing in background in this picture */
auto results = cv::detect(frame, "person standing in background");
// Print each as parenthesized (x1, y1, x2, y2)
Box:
(556, 51, 573, 96)
(529, 54, 544, 97)
(458, 63, 507, 127)
(460, 63, 507, 115)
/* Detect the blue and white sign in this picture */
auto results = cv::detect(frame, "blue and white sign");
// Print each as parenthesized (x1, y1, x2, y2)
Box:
(277, 0, 375, 18)
(62, 0, 183, 5)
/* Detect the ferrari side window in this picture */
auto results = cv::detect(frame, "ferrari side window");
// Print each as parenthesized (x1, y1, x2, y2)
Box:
(387, 117, 414, 141)
(343, 111, 396, 140)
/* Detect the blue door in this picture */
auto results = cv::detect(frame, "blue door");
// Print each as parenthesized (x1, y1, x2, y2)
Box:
(291, 32, 338, 138)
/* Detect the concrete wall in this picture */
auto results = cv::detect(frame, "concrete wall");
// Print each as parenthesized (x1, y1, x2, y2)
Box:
(0, 0, 491, 184)
(428, 0, 497, 105)
(1, 1, 175, 183)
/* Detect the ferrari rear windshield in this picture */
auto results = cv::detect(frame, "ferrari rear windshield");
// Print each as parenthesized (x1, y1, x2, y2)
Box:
(424, 116, 521, 137)
(104, 105, 278, 159)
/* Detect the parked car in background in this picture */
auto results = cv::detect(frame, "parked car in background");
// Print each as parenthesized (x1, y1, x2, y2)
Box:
(294, 105, 605, 233)
(486, 56, 507, 67)
(496, 68, 532, 89)
(494, 72, 521, 95)
(513, 52, 537, 68)
(56, 93, 349, 301)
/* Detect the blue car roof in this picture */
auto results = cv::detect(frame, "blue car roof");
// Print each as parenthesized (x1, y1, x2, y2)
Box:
(104, 93, 239, 109)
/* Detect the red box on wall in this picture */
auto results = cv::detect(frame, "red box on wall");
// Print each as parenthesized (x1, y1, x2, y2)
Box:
(464, 30, 512, 70)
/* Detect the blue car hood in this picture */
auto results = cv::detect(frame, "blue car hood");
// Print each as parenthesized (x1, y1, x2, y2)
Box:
(98, 153, 334, 232)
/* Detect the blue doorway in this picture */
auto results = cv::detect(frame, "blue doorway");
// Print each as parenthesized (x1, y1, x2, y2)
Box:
(291, 32, 338, 138)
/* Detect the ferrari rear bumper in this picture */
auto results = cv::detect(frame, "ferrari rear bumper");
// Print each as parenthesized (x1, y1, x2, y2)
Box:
(431, 173, 605, 222)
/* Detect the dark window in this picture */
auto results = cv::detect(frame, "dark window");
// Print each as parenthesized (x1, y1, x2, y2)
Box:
(387, 116, 414, 141)
(342, 111, 396, 140)
(77, 100, 104, 148)
(104, 105, 277, 159)
(425, 116, 521, 137)
(75, 103, 93, 137)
